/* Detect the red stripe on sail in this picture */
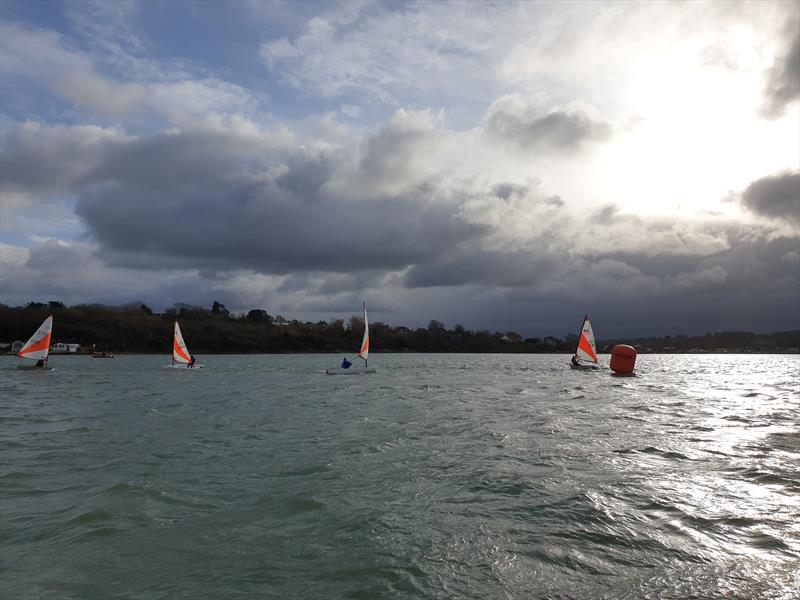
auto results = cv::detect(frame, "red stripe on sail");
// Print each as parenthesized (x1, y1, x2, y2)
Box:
(577, 334, 597, 362)
(358, 337, 369, 357)
(18, 333, 51, 357)
(173, 338, 190, 362)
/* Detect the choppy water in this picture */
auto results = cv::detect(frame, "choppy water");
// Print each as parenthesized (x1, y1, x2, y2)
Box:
(1, 353, 798, 599)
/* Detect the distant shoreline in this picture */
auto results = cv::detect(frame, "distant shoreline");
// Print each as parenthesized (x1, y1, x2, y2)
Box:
(4, 350, 799, 357)
(3, 304, 798, 356)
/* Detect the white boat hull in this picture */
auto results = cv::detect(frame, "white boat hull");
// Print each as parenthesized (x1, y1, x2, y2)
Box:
(325, 367, 376, 375)
(570, 362, 599, 370)
(164, 364, 204, 369)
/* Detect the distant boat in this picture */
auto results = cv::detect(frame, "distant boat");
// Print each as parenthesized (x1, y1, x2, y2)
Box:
(326, 302, 376, 375)
(570, 315, 599, 369)
(164, 321, 203, 369)
(92, 351, 114, 358)
(17, 315, 54, 370)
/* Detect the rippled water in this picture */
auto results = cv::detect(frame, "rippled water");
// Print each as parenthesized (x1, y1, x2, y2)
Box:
(1, 353, 798, 599)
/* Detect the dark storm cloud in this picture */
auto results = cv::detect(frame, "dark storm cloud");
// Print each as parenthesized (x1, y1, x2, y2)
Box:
(761, 26, 800, 119)
(489, 229, 800, 336)
(406, 249, 561, 289)
(741, 170, 800, 223)
(67, 125, 485, 275)
(0, 123, 127, 197)
(486, 95, 612, 152)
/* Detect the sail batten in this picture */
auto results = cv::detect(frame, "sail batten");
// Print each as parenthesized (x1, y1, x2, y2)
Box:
(17, 316, 53, 361)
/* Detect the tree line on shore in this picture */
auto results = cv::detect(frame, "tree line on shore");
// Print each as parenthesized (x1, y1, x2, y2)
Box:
(1, 301, 797, 354)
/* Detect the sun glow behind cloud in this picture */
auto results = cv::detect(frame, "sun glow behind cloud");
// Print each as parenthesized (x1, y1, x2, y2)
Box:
(603, 30, 798, 217)
(499, 2, 799, 220)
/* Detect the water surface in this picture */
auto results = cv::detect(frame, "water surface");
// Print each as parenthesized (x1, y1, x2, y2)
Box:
(1, 354, 798, 598)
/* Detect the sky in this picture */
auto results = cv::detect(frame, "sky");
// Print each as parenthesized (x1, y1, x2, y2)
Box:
(0, 0, 798, 338)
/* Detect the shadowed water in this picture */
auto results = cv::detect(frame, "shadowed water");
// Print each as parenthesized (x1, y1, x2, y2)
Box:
(1, 353, 798, 599)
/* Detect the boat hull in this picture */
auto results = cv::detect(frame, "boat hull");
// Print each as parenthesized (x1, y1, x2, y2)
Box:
(163, 364, 204, 369)
(325, 367, 377, 375)
(570, 362, 599, 370)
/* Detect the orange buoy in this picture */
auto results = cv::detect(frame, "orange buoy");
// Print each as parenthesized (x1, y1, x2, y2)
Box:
(610, 344, 637, 374)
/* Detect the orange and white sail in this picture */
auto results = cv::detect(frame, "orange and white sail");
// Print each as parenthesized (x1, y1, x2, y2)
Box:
(575, 315, 598, 363)
(17, 315, 53, 361)
(357, 302, 369, 362)
(172, 321, 191, 364)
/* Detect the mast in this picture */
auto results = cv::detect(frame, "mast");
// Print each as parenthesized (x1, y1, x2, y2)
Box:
(363, 302, 368, 369)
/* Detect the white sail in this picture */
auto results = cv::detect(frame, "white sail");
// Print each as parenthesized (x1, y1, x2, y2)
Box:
(17, 315, 53, 361)
(575, 316, 598, 363)
(358, 302, 369, 361)
(172, 321, 191, 364)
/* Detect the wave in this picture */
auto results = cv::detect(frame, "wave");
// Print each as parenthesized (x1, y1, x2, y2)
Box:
(274, 464, 332, 477)
(724, 467, 800, 490)
(102, 483, 219, 510)
(613, 447, 694, 461)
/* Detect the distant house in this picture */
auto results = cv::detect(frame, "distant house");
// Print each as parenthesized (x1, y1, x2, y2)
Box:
(50, 343, 80, 354)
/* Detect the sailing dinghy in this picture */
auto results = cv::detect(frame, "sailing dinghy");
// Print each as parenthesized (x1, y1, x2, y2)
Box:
(164, 321, 203, 369)
(17, 315, 54, 370)
(570, 315, 599, 369)
(326, 302, 376, 375)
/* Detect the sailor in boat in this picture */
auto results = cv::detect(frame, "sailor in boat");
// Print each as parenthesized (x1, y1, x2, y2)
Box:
(571, 355, 579, 367)
(35, 359, 45, 368)
(341, 357, 352, 369)
(189, 355, 196, 368)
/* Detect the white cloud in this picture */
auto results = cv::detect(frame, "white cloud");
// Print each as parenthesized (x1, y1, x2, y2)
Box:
(0, 23, 258, 124)
(258, 2, 530, 109)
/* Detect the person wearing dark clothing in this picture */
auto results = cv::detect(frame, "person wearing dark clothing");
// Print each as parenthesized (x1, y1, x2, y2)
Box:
(341, 357, 352, 369)
(189, 355, 196, 368)
(571, 355, 579, 366)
